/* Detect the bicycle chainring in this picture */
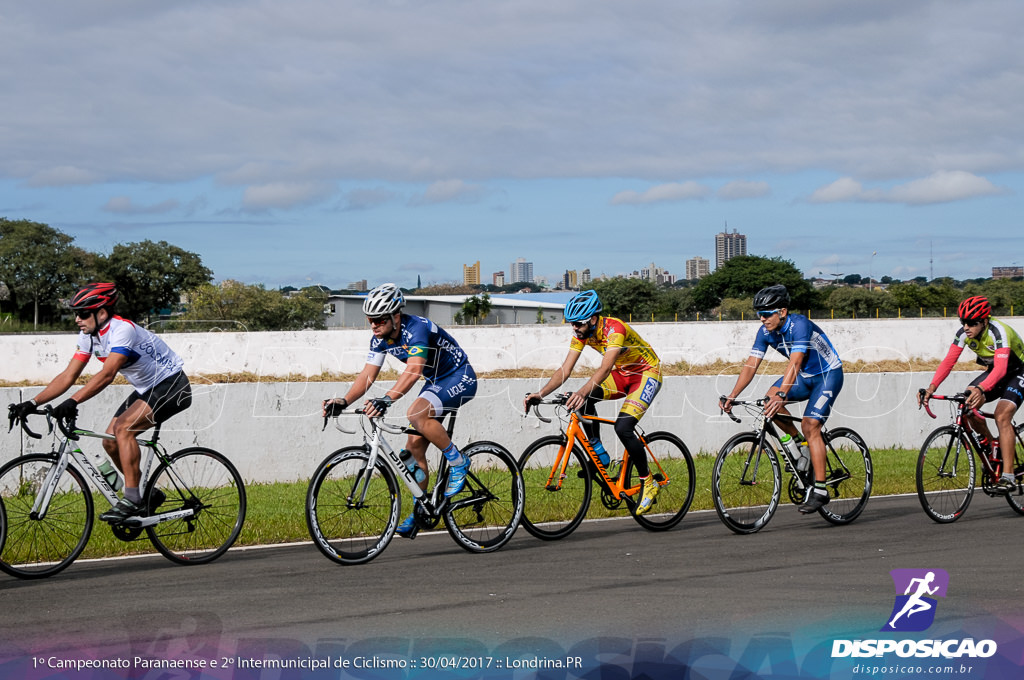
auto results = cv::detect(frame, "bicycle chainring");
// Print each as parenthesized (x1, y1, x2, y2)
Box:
(110, 523, 144, 542)
(600, 485, 623, 510)
(415, 501, 441, 530)
(787, 475, 808, 505)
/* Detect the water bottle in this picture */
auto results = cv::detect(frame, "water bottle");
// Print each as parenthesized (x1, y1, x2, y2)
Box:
(779, 433, 800, 467)
(592, 440, 610, 468)
(796, 441, 811, 473)
(97, 457, 123, 491)
(398, 449, 427, 484)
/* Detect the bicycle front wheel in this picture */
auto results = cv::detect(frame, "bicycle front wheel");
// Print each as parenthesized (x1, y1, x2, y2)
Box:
(517, 435, 592, 540)
(146, 447, 247, 565)
(625, 431, 695, 531)
(916, 426, 975, 523)
(444, 441, 524, 553)
(306, 447, 399, 565)
(712, 433, 781, 534)
(0, 453, 94, 579)
(817, 427, 873, 525)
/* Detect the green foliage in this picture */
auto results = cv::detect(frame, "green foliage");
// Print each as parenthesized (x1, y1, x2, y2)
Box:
(824, 287, 895, 316)
(100, 240, 213, 322)
(458, 293, 492, 324)
(691, 255, 816, 312)
(719, 297, 756, 320)
(180, 281, 327, 331)
(0, 218, 95, 327)
(587, 278, 660, 317)
(885, 281, 960, 310)
(536, 307, 546, 324)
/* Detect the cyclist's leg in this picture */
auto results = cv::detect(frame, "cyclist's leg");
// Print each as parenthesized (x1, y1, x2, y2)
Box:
(766, 375, 807, 440)
(614, 371, 661, 477)
(993, 373, 1023, 474)
(962, 372, 997, 442)
(798, 369, 842, 483)
(409, 367, 478, 496)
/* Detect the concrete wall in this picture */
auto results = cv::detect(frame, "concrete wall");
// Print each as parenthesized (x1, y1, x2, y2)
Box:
(0, 316, 993, 383)
(0, 370, 978, 483)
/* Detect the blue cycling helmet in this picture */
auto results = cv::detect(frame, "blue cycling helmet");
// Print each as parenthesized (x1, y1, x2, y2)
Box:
(563, 290, 603, 323)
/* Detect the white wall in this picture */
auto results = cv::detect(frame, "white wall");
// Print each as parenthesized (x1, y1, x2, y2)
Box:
(1, 369, 978, 482)
(0, 316, 988, 383)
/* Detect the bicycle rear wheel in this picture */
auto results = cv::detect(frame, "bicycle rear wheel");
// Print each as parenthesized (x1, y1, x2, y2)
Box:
(444, 441, 524, 553)
(146, 447, 246, 565)
(306, 447, 400, 565)
(916, 426, 975, 523)
(817, 427, 873, 525)
(517, 435, 592, 540)
(712, 433, 781, 534)
(625, 431, 695, 531)
(0, 453, 94, 579)
(1005, 424, 1024, 515)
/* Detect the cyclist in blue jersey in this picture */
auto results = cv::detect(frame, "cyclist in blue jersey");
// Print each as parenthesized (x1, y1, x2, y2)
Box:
(721, 284, 844, 514)
(10, 283, 192, 523)
(322, 283, 477, 537)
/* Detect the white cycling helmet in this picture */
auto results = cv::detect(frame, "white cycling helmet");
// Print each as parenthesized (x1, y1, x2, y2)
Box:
(363, 283, 405, 316)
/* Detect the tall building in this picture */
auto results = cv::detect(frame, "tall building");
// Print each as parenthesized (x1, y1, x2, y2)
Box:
(463, 261, 481, 286)
(580, 268, 591, 286)
(493, 271, 505, 286)
(640, 262, 674, 285)
(993, 266, 1024, 279)
(686, 256, 710, 281)
(347, 280, 368, 292)
(510, 258, 533, 284)
(563, 270, 578, 290)
(715, 228, 747, 270)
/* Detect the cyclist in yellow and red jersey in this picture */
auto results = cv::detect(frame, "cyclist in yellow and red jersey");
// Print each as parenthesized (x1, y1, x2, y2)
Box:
(523, 290, 664, 515)
(919, 295, 1024, 493)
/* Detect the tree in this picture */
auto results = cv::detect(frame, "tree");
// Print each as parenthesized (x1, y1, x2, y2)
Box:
(459, 293, 492, 324)
(825, 287, 895, 317)
(842, 274, 864, 285)
(0, 219, 92, 328)
(691, 255, 816, 312)
(587, 278, 660, 318)
(179, 280, 326, 331)
(99, 240, 213, 322)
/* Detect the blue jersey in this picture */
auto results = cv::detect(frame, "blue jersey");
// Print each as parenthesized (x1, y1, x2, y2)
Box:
(366, 314, 470, 383)
(750, 314, 842, 378)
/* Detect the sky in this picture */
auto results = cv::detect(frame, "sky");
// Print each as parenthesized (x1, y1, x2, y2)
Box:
(1, 0, 1023, 290)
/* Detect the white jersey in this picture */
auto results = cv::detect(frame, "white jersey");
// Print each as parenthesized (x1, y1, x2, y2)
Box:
(73, 316, 184, 393)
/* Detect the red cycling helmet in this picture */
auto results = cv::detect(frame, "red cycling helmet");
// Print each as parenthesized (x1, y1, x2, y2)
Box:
(957, 296, 991, 323)
(69, 282, 119, 312)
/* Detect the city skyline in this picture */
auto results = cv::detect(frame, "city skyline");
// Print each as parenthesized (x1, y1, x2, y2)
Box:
(1, 3, 1022, 290)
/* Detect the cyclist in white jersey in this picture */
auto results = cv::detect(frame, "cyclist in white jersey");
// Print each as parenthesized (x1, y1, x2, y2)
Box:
(11, 283, 192, 523)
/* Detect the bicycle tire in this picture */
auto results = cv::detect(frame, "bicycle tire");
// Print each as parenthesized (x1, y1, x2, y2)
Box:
(916, 425, 975, 523)
(517, 435, 592, 540)
(0, 453, 94, 579)
(1005, 424, 1024, 516)
(625, 431, 695, 531)
(712, 432, 781, 535)
(145, 447, 246, 565)
(306, 446, 400, 565)
(817, 427, 873, 525)
(444, 441, 524, 553)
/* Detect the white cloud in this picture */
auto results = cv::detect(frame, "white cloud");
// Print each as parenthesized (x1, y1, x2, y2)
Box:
(102, 196, 179, 214)
(611, 182, 711, 205)
(409, 180, 485, 206)
(345, 187, 399, 211)
(241, 182, 335, 211)
(718, 180, 771, 200)
(808, 171, 1006, 205)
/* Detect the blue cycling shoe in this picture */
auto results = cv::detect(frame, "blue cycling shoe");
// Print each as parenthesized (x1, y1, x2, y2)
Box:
(396, 510, 418, 538)
(445, 457, 472, 497)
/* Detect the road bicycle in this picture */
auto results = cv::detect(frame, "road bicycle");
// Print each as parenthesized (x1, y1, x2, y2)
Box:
(714, 397, 872, 534)
(2, 405, 247, 579)
(307, 409, 524, 565)
(916, 391, 1024, 522)
(517, 394, 695, 540)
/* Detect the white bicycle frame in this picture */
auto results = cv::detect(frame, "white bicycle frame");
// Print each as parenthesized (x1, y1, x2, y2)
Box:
(30, 428, 196, 529)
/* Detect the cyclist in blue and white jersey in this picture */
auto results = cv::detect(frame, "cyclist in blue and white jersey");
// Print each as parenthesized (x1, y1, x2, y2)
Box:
(322, 283, 477, 537)
(10, 283, 192, 523)
(721, 284, 844, 514)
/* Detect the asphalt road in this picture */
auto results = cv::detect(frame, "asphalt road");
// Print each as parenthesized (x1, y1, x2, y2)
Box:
(1, 493, 1020, 670)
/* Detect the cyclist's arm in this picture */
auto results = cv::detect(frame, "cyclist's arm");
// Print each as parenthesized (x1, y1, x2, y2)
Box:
(524, 349, 582, 410)
(977, 347, 1010, 392)
(765, 351, 804, 417)
(330, 362, 382, 410)
(29, 356, 90, 406)
(567, 347, 621, 411)
(67, 351, 128, 404)
(722, 355, 763, 413)
(923, 343, 965, 404)
(386, 355, 427, 402)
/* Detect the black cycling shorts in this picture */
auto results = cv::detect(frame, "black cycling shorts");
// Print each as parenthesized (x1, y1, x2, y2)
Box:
(115, 371, 192, 423)
(971, 369, 1024, 408)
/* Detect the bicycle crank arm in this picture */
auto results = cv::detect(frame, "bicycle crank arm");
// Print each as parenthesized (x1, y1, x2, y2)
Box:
(122, 507, 196, 528)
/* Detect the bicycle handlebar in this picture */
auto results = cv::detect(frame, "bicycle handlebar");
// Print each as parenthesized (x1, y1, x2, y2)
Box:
(524, 392, 573, 424)
(918, 390, 988, 421)
(7, 404, 56, 440)
(325, 408, 408, 436)
(719, 395, 769, 424)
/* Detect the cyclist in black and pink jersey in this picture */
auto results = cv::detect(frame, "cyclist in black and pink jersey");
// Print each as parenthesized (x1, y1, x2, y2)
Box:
(919, 295, 1023, 493)
(10, 283, 192, 522)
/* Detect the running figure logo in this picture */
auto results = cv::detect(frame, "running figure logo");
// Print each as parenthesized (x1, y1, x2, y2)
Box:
(882, 568, 949, 632)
